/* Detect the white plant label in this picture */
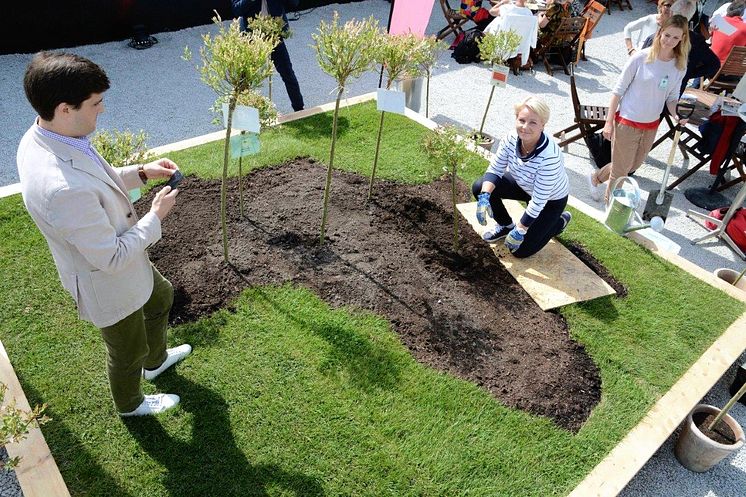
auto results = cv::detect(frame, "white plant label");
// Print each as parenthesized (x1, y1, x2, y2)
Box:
(377, 89, 406, 115)
(222, 104, 261, 133)
(490, 67, 509, 88)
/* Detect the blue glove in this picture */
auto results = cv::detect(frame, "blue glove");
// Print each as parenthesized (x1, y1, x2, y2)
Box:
(476, 192, 493, 226)
(504, 227, 525, 253)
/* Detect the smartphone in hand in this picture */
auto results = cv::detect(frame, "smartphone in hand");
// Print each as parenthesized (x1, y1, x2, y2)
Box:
(166, 170, 184, 190)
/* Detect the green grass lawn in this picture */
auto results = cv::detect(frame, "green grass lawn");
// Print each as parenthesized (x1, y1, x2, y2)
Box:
(1, 101, 743, 496)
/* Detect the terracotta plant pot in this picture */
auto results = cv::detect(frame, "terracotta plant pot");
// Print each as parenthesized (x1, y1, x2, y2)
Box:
(713, 268, 746, 291)
(674, 403, 745, 472)
(471, 132, 495, 152)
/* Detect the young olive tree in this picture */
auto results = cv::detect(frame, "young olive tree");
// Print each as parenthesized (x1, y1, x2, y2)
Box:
(185, 15, 276, 263)
(368, 32, 425, 202)
(476, 30, 521, 140)
(246, 15, 289, 102)
(422, 126, 476, 252)
(312, 12, 380, 244)
(413, 36, 447, 119)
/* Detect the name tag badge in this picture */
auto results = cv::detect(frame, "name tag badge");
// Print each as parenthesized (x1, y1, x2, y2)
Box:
(659, 75, 668, 90)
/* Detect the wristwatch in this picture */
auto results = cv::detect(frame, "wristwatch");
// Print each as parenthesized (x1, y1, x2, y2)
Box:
(137, 164, 148, 183)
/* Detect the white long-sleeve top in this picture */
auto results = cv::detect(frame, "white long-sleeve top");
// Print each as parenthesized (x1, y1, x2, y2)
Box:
(484, 131, 569, 226)
(623, 14, 659, 49)
(613, 49, 685, 124)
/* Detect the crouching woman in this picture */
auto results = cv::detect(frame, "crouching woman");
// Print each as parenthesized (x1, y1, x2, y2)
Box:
(472, 97, 571, 258)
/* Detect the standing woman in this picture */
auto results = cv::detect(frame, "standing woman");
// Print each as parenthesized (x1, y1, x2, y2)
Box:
(624, 0, 673, 54)
(473, 97, 572, 258)
(588, 15, 690, 203)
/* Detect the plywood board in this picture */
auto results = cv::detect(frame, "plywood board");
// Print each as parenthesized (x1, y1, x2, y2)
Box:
(457, 201, 616, 310)
(0, 341, 70, 497)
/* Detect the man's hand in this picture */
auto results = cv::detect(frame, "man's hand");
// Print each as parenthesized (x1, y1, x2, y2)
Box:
(504, 227, 525, 253)
(143, 158, 179, 180)
(476, 192, 493, 226)
(150, 185, 179, 221)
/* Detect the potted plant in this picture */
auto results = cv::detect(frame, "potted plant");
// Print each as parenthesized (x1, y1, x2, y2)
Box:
(422, 125, 477, 252)
(91, 129, 152, 202)
(675, 381, 746, 472)
(0, 382, 49, 470)
(368, 32, 425, 202)
(312, 12, 380, 244)
(713, 266, 746, 291)
(184, 14, 276, 263)
(473, 30, 521, 151)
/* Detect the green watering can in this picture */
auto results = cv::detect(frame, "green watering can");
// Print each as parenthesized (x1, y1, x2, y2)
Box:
(604, 177, 664, 235)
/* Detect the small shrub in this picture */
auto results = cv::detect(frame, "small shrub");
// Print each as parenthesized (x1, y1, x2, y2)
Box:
(91, 129, 152, 167)
(0, 383, 50, 471)
(422, 126, 476, 251)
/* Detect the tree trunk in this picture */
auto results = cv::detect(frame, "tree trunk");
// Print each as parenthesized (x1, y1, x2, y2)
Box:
(319, 87, 344, 244)
(451, 162, 460, 252)
(238, 131, 245, 218)
(221, 94, 238, 263)
(426, 71, 431, 119)
(479, 85, 496, 137)
(367, 110, 386, 203)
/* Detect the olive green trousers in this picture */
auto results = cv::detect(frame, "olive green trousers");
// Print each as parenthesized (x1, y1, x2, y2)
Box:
(99, 265, 173, 413)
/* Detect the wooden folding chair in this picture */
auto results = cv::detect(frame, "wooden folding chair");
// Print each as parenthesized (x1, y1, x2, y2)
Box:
(604, 0, 632, 14)
(576, 0, 605, 63)
(703, 46, 746, 95)
(436, 0, 471, 41)
(553, 65, 608, 147)
(534, 16, 586, 76)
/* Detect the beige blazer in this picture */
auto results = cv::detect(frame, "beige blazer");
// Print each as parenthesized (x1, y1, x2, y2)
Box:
(16, 124, 161, 328)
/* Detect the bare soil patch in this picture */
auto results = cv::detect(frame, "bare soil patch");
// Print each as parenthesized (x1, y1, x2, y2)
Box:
(142, 158, 605, 431)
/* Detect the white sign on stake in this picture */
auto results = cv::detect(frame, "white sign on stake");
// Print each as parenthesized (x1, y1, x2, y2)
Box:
(377, 89, 406, 115)
(230, 133, 261, 159)
(490, 66, 509, 88)
(222, 104, 261, 133)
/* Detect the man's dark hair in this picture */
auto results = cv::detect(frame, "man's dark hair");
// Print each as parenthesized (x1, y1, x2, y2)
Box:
(23, 52, 110, 121)
(727, 0, 746, 17)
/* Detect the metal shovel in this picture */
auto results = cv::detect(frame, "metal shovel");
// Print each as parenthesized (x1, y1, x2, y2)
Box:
(642, 97, 697, 222)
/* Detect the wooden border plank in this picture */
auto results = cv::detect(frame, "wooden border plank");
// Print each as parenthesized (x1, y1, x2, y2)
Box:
(0, 340, 70, 497)
(568, 312, 746, 497)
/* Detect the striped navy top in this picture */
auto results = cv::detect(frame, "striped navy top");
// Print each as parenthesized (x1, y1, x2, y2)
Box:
(484, 131, 569, 227)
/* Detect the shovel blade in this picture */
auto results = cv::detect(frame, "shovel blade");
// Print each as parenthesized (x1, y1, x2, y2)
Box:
(642, 189, 673, 221)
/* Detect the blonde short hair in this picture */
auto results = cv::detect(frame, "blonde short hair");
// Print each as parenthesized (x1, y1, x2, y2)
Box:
(514, 97, 550, 124)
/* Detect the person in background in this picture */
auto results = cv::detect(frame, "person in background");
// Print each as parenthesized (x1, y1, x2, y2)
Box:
(641, 0, 720, 94)
(16, 52, 191, 417)
(473, 97, 571, 258)
(537, 0, 581, 43)
(232, 0, 305, 112)
(588, 15, 690, 203)
(489, 0, 534, 18)
(711, 0, 746, 65)
(624, 0, 673, 54)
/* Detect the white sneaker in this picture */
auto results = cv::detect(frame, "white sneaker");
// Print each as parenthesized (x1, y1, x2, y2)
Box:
(119, 394, 180, 417)
(143, 344, 192, 381)
(587, 172, 602, 202)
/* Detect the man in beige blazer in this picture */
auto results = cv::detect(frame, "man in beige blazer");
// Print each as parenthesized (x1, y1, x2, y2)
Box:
(17, 51, 191, 417)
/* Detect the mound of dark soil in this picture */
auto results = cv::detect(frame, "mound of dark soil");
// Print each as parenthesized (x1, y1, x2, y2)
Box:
(142, 158, 604, 432)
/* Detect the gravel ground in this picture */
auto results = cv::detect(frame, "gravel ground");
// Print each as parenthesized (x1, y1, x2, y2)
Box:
(0, 1, 744, 495)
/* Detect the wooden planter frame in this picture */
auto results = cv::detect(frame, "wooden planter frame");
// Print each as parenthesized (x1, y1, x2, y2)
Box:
(2, 93, 745, 497)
